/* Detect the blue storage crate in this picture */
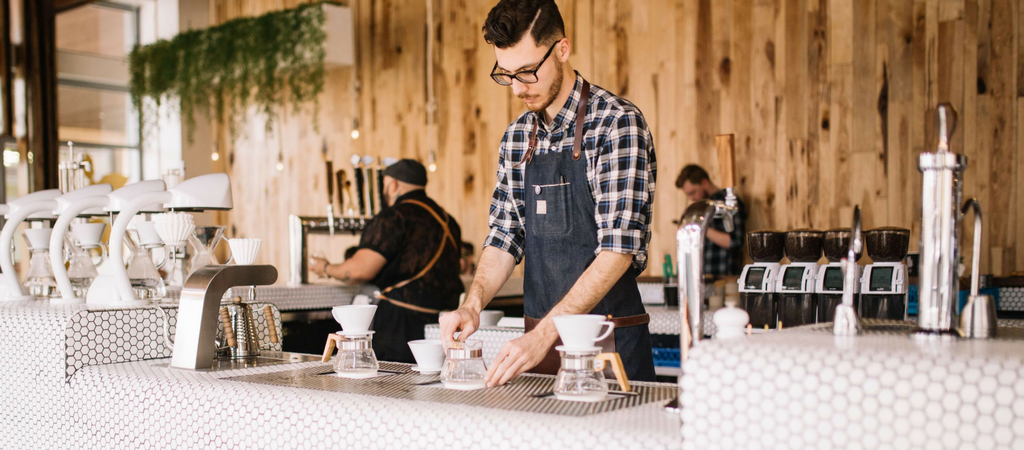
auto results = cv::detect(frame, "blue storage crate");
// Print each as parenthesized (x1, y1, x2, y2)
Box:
(651, 347, 681, 368)
(907, 285, 1000, 315)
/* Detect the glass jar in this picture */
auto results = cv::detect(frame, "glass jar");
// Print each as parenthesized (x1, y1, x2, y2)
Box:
(333, 334, 379, 378)
(440, 339, 487, 390)
(554, 348, 609, 402)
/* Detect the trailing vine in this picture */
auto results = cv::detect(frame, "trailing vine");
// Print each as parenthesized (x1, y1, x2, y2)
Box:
(129, 2, 337, 143)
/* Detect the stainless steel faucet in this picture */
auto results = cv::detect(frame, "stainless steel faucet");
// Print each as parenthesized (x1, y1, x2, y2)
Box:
(287, 215, 366, 285)
(916, 103, 967, 340)
(677, 187, 738, 351)
(170, 265, 278, 370)
(834, 206, 862, 336)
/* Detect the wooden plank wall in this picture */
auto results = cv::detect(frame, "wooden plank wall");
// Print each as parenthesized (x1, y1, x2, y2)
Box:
(209, 0, 1024, 281)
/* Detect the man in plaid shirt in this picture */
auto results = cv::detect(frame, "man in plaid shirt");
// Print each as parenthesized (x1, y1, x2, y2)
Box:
(440, 0, 657, 384)
(676, 164, 747, 276)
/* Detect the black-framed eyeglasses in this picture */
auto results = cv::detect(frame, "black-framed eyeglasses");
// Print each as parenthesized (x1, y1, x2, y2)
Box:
(490, 40, 561, 86)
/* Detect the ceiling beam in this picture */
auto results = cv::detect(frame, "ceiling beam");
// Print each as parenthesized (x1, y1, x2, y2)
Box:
(53, 0, 98, 14)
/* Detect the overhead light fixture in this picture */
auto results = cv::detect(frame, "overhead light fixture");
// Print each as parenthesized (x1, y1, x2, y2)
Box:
(211, 143, 220, 162)
(351, 118, 360, 140)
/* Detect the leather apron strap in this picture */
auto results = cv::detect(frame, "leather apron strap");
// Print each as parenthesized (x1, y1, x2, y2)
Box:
(375, 199, 457, 315)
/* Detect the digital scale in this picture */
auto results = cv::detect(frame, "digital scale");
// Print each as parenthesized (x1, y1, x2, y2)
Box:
(814, 262, 861, 322)
(738, 263, 780, 329)
(858, 262, 908, 320)
(775, 262, 818, 327)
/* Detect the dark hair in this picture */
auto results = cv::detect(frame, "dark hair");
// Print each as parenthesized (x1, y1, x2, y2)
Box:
(483, 0, 565, 49)
(676, 164, 711, 188)
(461, 241, 475, 257)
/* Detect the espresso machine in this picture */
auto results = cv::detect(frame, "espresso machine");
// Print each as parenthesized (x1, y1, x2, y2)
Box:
(815, 228, 863, 322)
(775, 229, 823, 327)
(737, 230, 784, 329)
(859, 227, 910, 320)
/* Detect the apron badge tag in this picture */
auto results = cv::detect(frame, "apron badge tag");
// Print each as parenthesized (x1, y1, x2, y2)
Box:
(537, 200, 547, 215)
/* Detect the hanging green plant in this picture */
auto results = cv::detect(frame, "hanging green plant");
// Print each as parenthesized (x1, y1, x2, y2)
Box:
(129, 1, 340, 143)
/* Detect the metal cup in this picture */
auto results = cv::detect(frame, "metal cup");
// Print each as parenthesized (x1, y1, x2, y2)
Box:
(960, 294, 997, 339)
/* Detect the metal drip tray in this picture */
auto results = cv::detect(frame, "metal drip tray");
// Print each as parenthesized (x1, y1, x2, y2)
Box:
(226, 362, 678, 417)
(159, 351, 323, 372)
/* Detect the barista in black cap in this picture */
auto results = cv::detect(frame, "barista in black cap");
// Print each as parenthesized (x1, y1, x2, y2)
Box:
(310, 159, 465, 363)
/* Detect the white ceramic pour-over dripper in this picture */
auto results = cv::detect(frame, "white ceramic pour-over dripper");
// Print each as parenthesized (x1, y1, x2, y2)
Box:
(134, 221, 165, 247)
(72, 223, 107, 248)
(226, 238, 261, 265)
(153, 212, 195, 248)
(332, 305, 377, 334)
(24, 228, 53, 250)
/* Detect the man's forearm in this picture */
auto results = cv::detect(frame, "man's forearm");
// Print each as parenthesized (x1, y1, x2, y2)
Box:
(325, 261, 367, 284)
(463, 246, 516, 314)
(532, 251, 634, 342)
(706, 228, 732, 248)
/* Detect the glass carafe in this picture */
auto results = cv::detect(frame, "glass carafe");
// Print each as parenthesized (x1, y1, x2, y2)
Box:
(23, 229, 58, 299)
(440, 339, 487, 390)
(332, 334, 379, 378)
(125, 229, 167, 300)
(554, 349, 609, 402)
(65, 233, 105, 299)
(188, 226, 225, 277)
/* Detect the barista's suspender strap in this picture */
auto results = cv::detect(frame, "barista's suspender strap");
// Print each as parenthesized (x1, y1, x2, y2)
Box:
(375, 200, 458, 314)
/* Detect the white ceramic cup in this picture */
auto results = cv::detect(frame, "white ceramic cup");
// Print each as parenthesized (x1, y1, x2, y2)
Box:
(332, 304, 377, 333)
(72, 223, 107, 248)
(24, 228, 52, 250)
(407, 339, 445, 371)
(479, 310, 505, 327)
(135, 221, 164, 247)
(552, 314, 615, 350)
(227, 238, 261, 265)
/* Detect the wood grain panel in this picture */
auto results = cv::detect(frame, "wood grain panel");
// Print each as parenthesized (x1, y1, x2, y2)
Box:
(205, 0, 1024, 280)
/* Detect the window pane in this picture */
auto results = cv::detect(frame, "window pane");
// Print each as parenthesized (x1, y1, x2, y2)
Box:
(55, 4, 136, 58)
(59, 144, 141, 188)
(58, 85, 138, 148)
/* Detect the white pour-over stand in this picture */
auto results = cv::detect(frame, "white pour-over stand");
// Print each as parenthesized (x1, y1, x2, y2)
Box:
(0, 189, 63, 302)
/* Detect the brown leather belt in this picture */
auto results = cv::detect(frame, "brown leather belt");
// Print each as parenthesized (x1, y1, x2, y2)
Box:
(524, 313, 650, 375)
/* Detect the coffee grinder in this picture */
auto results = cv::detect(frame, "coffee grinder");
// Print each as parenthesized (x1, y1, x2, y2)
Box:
(776, 229, 823, 327)
(737, 231, 784, 329)
(859, 227, 910, 320)
(815, 228, 863, 322)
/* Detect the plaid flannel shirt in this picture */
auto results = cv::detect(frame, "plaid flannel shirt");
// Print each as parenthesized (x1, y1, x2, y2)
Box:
(703, 189, 747, 276)
(484, 72, 657, 272)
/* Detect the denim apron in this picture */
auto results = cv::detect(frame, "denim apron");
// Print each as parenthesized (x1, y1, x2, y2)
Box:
(521, 80, 656, 382)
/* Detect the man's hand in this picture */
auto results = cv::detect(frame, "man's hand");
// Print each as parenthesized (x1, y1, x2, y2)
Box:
(439, 307, 480, 344)
(485, 330, 555, 387)
(309, 256, 330, 277)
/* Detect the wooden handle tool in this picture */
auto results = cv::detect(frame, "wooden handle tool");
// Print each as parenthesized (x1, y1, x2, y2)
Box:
(321, 333, 341, 363)
(715, 134, 736, 188)
(263, 305, 279, 344)
(219, 307, 236, 348)
(595, 353, 632, 393)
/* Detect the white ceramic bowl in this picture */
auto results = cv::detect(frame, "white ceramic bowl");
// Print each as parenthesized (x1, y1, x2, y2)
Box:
(332, 304, 377, 333)
(72, 223, 107, 247)
(479, 310, 505, 327)
(407, 339, 445, 371)
(24, 228, 53, 250)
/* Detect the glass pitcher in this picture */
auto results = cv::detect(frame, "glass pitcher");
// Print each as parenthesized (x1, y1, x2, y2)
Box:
(322, 333, 379, 378)
(554, 349, 609, 402)
(65, 233, 105, 299)
(125, 229, 167, 300)
(23, 229, 58, 299)
(440, 339, 487, 390)
(188, 226, 225, 277)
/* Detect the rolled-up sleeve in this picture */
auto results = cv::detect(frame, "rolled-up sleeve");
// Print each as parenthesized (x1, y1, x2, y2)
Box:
(594, 109, 655, 270)
(484, 133, 526, 263)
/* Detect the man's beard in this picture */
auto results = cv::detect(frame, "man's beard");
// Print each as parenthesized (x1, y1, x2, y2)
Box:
(521, 59, 564, 113)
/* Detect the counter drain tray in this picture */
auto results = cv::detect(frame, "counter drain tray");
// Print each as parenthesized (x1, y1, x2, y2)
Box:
(225, 362, 678, 417)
